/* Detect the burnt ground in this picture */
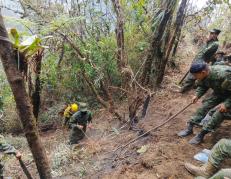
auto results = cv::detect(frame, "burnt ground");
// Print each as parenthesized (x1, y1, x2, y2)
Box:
(4, 38, 231, 179)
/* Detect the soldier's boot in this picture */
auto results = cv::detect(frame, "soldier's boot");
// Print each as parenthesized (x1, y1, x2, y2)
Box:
(178, 86, 190, 93)
(189, 130, 209, 145)
(177, 123, 194, 137)
(184, 162, 217, 177)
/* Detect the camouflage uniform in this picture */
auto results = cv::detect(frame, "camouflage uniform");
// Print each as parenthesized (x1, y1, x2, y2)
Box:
(0, 135, 17, 178)
(208, 139, 231, 179)
(209, 169, 231, 179)
(69, 110, 92, 144)
(190, 65, 231, 132)
(181, 39, 219, 92)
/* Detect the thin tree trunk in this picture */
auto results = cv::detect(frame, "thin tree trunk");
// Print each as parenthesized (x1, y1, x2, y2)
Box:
(141, 0, 177, 87)
(171, 6, 187, 58)
(172, 32, 181, 58)
(111, 0, 146, 125)
(0, 11, 52, 179)
(111, 0, 127, 71)
(31, 52, 42, 120)
(165, 0, 187, 60)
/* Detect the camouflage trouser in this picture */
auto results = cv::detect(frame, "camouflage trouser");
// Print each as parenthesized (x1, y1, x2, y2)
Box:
(0, 162, 3, 179)
(208, 139, 231, 178)
(195, 169, 231, 179)
(190, 94, 231, 132)
(69, 125, 86, 144)
(63, 117, 70, 128)
(209, 168, 231, 179)
(209, 139, 231, 168)
(181, 72, 196, 92)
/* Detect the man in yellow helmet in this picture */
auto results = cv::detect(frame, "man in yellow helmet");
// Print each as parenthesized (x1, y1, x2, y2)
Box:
(63, 103, 79, 127)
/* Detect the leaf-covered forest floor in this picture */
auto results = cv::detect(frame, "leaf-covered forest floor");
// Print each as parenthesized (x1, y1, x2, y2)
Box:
(3, 38, 231, 179)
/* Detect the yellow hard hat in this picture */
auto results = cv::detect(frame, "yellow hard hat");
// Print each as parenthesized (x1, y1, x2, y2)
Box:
(71, 103, 78, 112)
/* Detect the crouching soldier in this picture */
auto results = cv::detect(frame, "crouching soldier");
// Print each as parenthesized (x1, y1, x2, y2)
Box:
(178, 63, 231, 145)
(69, 103, 92, 145)
(185, 138, 231, 178)
(0, 135, 21, 179)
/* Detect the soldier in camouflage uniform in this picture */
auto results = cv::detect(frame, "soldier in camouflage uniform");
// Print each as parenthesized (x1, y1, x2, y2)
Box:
(213, 51, 226, 65)
(69, 103, 92, 145)
(185, 138, 231, 179)
(0, 135, 21, 179)
(180, 29, 220, 93)
(178, 63, 231, 145)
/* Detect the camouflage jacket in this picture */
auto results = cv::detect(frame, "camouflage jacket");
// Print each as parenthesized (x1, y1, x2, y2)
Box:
(0, 135, 16, 156)
(69, 111, 92, 128)
(196, 65, 231, 108)
(194, 39, 219, 63)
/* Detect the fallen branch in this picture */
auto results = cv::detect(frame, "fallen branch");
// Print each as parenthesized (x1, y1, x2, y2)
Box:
(113, 102, 193, 154)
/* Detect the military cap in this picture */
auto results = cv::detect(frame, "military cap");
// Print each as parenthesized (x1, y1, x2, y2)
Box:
(209, 29, 221, 35)
(190, 63, 207, 73)
(78, 102, 88, 112)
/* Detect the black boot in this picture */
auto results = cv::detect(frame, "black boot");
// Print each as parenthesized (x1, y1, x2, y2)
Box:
(178, 86, 188, 93)
(177, 123, 194, 137)
(189, 130, 209, 145)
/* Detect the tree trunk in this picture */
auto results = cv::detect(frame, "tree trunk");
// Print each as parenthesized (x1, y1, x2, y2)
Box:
(0, 11, 52, 179)
(111, 0, 127, 71)
(141, 0, 178, 87)
(171, 3, 187, 58)
(171, 32, 181, 58)
(31, 52, 42, 120)
(165, 0, 187, 60)
(111, 0, 147, 125)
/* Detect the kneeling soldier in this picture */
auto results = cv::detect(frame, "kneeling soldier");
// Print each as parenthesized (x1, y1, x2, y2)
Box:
(178, 63, 231, 145)
(69, 103, 92, 145)
(185, 138, 231, 178)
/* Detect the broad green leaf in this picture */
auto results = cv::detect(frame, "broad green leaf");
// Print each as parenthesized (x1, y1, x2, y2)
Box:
(21, 35, 38, 46)
(10, 28, 20, 47)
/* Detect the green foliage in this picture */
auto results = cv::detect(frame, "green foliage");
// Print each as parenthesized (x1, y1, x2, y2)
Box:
(208, 4, 231, 43)
(9, 28, 46, 59)
(0, 64, 14, 110)
(2, 0, 230, 133)
(40, 15, 85, 34)
(41, 53, 58, 88)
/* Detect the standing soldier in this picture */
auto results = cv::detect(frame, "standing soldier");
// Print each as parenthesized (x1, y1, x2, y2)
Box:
(179, 29, 220, 93)
(178, 63, 231, 144)
(63, 103, 78, 127)
(185, 138, 231, 178)
(0, 135, 21, 179)
(69, 103, 92, 145)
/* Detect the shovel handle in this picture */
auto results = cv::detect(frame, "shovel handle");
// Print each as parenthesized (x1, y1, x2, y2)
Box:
(179, 70, 189, 85)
